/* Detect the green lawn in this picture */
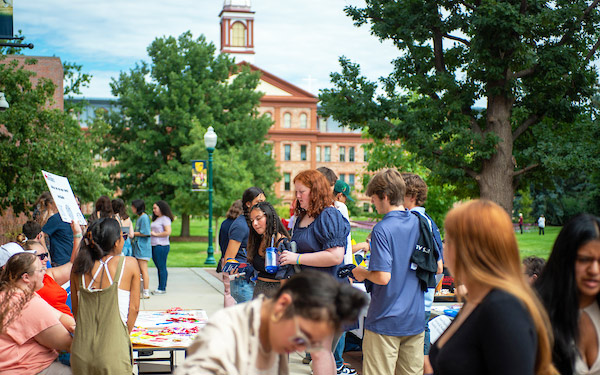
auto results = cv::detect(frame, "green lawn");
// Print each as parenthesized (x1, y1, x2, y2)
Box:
(516, 226, 560, 259)
(155, 218, 559, 267)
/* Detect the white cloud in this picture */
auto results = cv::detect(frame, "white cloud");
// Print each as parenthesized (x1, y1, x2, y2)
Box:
(16, 0, 399, 98)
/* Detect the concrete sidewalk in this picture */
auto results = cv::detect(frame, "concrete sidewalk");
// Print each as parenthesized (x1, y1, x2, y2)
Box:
(137, 267, 312, 374)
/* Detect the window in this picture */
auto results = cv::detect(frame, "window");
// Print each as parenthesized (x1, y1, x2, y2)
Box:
(340, 173, 346, 182)
(284, 173, 291, 191)
(300, 145, 307, 161)
(284, 144, 291, 161)
(349, 147, 355, 162)
(363, 148, 369, 162)
(231, 22, 246, 47)
(339, 146, 346, 162)
(300, 113, 308, 128)
(324, 146, 331, 162)
(316, 146, 321, 162)
(363, 203, 370, 212)
(283, 113, 291, 128)
(348, 174, 355, 186)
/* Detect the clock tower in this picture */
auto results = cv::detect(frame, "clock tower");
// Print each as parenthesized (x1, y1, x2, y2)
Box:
(219, 0, 255, 63)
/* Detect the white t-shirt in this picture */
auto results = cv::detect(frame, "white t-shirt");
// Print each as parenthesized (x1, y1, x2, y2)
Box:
(334, 201, 353, 265)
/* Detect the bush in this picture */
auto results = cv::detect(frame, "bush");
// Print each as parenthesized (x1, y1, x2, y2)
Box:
(0, 207, 29, 244)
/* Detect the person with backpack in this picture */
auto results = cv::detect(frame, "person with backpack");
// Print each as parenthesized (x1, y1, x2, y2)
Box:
(402, 173, 444, 375)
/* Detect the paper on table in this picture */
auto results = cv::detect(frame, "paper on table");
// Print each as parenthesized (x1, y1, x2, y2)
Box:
(41, 170, 87, 225)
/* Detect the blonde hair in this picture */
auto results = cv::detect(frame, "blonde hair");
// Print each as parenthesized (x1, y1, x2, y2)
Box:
(444, 200, 556, 375)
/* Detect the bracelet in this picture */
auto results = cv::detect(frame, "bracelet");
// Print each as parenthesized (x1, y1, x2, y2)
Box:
(74, 233, 83, 238)
(296, 254, 301, 265)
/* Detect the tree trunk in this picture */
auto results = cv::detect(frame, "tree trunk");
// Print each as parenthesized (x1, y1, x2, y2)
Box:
(180, 213, 190, 237)
(478, 94, 515, 215)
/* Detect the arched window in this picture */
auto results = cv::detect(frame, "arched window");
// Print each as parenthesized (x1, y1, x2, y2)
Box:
(231, 22, 246, 47)
(283, 113, 291, 128)
(300, 113, 308, 128)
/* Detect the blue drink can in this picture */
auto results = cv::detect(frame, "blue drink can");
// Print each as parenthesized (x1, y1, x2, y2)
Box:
(265, 247, 279, 273)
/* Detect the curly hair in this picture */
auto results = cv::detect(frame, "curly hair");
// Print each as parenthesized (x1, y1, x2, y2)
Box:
(293, 170, 334, 219)
(402, 173, 428, 206)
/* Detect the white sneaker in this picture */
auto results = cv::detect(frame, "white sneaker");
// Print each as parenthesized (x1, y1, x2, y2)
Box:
(152, 289, 166, 295)
(141, 291, 150, 299)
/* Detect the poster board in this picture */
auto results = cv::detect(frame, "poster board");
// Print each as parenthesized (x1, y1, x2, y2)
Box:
(41, 170, 87, 226)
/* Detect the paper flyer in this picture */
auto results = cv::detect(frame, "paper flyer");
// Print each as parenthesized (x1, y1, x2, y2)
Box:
(41, 170, 87, 226)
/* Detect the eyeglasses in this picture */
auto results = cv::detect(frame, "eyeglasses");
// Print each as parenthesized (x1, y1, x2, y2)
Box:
(37, 253, 49, 261)
(289, 314, 323, 353)
(251, 214, 265, 224)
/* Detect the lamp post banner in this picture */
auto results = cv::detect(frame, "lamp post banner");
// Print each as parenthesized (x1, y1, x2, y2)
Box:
(192, 160, 208, 191)
(0, 1, 13, 39)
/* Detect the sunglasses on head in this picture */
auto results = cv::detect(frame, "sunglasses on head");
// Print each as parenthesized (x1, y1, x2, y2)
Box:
(37, 253, 49, 261)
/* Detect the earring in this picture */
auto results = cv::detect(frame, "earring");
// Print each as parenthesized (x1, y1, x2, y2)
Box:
(271, 311, 283, 322)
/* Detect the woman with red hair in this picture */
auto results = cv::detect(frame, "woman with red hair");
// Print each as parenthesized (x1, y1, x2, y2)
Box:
(279, 169, 351, 375)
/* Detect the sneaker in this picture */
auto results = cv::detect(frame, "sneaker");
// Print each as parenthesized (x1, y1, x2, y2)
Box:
(141, 291, 150, 299)
(337, 365, 357, 375)
(151, 289, 166, 295)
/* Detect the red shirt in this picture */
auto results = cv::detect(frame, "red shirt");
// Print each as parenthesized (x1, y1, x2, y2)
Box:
(37, 273, 73, 316)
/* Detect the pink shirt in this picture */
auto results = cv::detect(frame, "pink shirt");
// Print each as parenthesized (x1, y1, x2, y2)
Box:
(151, 215, 172, 246)
(0, 293, 60, 374)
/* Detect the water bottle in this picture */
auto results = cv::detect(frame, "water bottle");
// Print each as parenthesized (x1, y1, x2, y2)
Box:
(265, 246, 279, 273)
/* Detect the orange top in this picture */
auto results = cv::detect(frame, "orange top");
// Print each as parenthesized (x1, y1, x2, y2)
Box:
(37, 273, 73, 317)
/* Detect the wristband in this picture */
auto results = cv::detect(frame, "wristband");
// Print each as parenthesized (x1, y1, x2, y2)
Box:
(74, 233, 83, 238)
(296, 254, 301, 265)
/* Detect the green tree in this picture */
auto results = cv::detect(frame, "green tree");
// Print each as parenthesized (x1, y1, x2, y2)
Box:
(0, 56, 107, 213)
(97, 32, 278, 236)
(320, 0, 600, 213)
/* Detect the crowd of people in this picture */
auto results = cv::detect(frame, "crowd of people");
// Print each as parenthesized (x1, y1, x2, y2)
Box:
(0, 193, 175, 374)
(0, 167, 599, 375)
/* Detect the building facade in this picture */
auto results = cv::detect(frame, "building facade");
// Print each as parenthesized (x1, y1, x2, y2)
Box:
(220, 0, 371, 209)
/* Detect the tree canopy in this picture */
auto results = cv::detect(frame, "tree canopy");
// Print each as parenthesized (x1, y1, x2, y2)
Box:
(0, 56, 106, 214)
(320, 0, 600, 213)
(94, 32, 279, 234)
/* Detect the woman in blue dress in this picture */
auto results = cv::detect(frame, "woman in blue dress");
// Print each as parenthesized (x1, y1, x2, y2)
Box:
(279, 169, 351, 375)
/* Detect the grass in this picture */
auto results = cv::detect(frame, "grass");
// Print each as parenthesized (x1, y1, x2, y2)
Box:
(150, 218, 560, 267)
(516, 226, 560, 259)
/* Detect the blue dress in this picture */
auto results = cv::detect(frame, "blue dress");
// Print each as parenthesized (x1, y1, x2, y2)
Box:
(292, 207, 350, 278)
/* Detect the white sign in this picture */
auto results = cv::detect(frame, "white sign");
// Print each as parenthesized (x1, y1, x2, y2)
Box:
(41, 170, 87, 226)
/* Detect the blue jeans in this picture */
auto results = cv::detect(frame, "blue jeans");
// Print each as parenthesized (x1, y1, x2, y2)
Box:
(152, 245, 170, 291)
(231, 277, 254, 303)
(424, 310, 431, 354)
(334, 331, 346, 368)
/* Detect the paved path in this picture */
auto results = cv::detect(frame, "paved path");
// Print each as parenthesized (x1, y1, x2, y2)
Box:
(136, 267, 312, 374)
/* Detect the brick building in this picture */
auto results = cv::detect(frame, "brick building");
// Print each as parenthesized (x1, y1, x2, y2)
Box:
(221, 0, 371, 209)
(1, 55, 64, 111)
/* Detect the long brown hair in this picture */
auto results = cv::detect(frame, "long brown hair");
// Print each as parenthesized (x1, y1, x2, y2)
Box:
(293, 170, 333, 219)
(444, 200, 556, 375)
(0, 252, 37, 333)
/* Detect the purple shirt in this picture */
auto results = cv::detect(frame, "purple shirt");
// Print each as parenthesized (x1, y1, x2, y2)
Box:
(151, 216, 172, 246)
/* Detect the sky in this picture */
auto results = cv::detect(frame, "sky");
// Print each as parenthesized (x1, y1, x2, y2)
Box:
(15, 0, 401, 99)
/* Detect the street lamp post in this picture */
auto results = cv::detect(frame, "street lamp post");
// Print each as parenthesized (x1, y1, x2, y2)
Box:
(203, 126, 217, 265)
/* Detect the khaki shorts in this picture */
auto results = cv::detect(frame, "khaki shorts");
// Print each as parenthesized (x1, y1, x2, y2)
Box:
(362, 329, 424, 375)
